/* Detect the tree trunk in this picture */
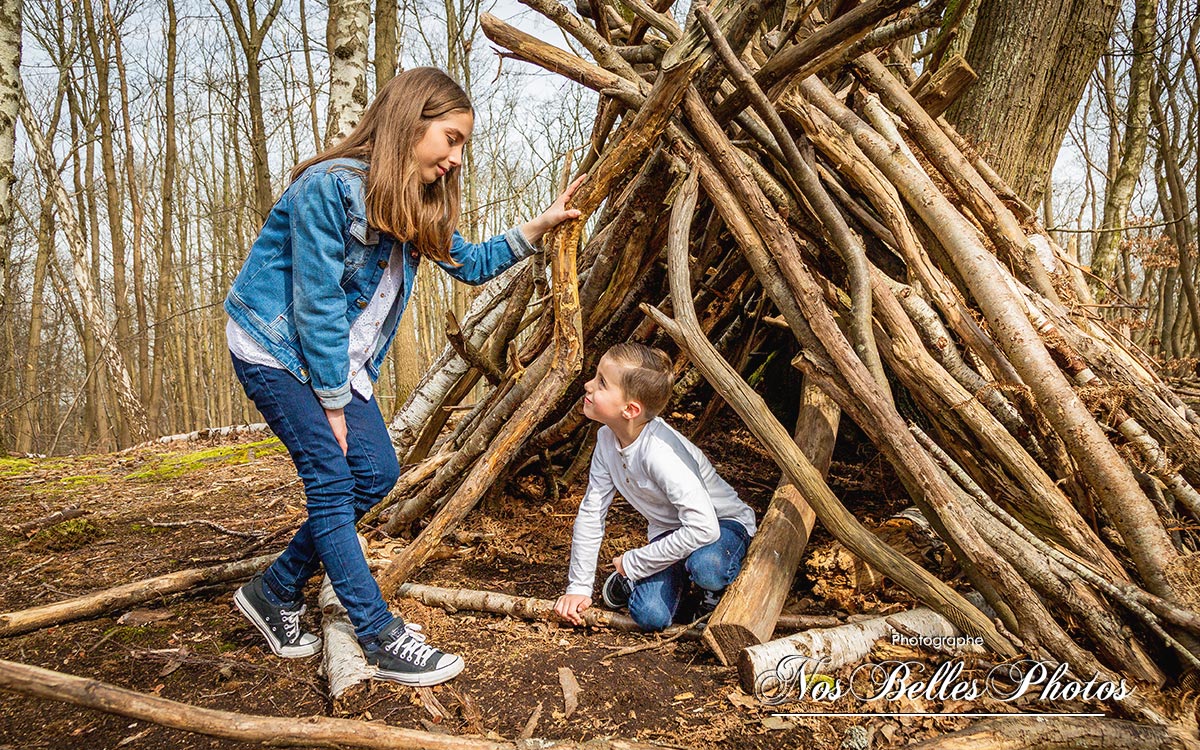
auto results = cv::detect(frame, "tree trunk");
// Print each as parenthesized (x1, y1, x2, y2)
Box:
(149, 0, 179, 428)
(1089, 0, 1156, 293)
(945, 0, 1120, 207)
(326, 0, 370, 147)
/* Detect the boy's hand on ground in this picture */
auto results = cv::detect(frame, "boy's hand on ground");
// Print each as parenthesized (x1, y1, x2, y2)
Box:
(554, 594, 592, 626)
(612, 554, 627, 577)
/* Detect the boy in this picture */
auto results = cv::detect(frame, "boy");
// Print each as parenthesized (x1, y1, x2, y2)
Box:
(554, 343, 757, 631)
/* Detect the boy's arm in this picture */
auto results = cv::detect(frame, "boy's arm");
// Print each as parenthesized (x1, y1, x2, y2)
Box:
(564, 449, 616, 598)
(620, 442, 721, 582)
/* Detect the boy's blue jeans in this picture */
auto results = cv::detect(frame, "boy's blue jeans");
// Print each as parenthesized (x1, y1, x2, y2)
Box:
(628, 519, 751, 632)
(232, 355, 398, 641)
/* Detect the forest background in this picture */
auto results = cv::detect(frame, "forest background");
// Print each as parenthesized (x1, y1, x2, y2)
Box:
(0, 0, 1195, 456)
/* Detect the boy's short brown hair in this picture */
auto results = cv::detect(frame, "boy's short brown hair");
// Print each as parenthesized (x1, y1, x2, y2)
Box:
(604, 343, 674, 419)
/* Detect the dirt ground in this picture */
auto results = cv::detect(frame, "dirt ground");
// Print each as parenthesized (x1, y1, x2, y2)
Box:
(0, 413, 1185, 749)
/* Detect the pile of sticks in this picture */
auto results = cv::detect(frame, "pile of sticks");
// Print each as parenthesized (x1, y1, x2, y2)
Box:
(371, 0, 1200, 722)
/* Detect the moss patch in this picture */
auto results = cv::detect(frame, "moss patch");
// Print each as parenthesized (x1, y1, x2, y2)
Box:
(124, 438, 286, 481)
(0, 457, 37, 477)
(59, 474, 111, 487)
(29, 517, 106, 552)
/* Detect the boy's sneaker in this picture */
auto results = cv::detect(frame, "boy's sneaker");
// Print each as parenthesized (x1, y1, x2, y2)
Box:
(233, 574, 321, 658)
(601, 571, 633, 609)
(363, 620, 464, 687)
(696, 589, 723, 620)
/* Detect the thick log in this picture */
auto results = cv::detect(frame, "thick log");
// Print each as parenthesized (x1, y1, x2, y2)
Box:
(702, 381, 833, 665)
(319, 572, 374, 703)
(909, 53, 977, 118)
(903, 716, 1198, 750)
(0, 554, 276, 638)
(739, 607, 976, 696)
(0, 658, 671, 750)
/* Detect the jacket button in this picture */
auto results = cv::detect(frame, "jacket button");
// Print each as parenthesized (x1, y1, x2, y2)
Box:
(299, 368, 307, 378)
(356, 299, 368, 309)
(377, 259, 388, 269)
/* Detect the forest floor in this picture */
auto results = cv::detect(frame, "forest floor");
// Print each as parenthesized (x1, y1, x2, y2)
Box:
(0, 410, 1191, 750)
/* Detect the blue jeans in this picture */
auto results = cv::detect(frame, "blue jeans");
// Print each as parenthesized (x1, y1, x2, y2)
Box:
(628, 519, 751, 632)
(232, 354, 399, 640)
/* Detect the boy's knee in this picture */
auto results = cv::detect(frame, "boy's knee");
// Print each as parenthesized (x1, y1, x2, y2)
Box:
(686, 549, 736, 592)
(630, 602, 674, 632)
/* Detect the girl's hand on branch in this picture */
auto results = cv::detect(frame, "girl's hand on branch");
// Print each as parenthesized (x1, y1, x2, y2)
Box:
(520, 173, 588, 245)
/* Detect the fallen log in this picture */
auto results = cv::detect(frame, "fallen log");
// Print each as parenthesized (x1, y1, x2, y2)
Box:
(902, 716, 1198, 750)
(10, 506, 90, 536)
(738, 606, 977, 695)
(0, 553, 276, 638)
(319, 535, 375, 704)
(395, 582, 838, 634)
(0, 658, 673, 750)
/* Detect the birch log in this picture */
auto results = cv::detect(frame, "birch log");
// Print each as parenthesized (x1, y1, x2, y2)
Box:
(739, 607, 975, 695)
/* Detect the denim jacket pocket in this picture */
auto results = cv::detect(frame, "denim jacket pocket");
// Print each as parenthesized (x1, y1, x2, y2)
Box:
(268, 305, 300, 343)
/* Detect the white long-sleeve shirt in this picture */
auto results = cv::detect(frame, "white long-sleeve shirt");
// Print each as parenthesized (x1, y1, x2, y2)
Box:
(565, 417, 757, 597)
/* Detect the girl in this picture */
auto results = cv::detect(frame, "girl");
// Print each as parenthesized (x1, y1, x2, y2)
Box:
(225, 67, 585, 687)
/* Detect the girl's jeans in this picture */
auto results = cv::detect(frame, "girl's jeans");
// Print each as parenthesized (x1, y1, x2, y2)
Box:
(232, 354, 398, 640)
(627, 519, 751, 632)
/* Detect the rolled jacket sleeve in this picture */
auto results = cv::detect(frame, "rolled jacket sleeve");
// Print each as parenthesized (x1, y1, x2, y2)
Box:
(289, 170, 353, 409)
(436, 227, 535, 285)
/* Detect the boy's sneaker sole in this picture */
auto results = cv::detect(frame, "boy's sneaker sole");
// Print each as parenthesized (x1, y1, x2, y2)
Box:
(374, 655, 465, 687)
(601, 571, 632, 609)
(233, 588, 322, 659)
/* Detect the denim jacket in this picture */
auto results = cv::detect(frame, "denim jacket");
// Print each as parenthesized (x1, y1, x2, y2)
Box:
(225, 157, 536, 409)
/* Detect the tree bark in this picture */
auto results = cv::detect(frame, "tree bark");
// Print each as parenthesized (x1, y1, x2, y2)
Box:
(326, 0, 370, 147)
(944, 0, 1120, 207)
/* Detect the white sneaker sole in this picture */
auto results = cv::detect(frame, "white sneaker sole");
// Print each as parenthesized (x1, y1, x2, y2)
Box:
(233, 589, 322, 659)
(373, 655, 465, 687)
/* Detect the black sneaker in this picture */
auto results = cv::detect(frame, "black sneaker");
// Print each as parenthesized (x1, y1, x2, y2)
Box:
(601, 571, 633, 609)
(696, 589, 723, 620)
(233, 574, 321, 658)
(362, 620, 464, 687)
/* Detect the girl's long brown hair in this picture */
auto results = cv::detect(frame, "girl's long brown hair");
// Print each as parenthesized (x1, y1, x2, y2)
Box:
(291, 67, 471, 263)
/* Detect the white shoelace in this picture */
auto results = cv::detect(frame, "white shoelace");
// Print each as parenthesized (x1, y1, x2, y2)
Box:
(383, 623, 438, 666)
(280, 604, 306, 641)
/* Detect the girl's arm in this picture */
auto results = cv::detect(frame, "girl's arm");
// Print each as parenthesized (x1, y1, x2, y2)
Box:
(436, 174, 587, 285)
(291, 170, 354, 410)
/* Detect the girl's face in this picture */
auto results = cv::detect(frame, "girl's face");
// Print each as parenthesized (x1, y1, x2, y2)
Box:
(413, 110, 474, 184)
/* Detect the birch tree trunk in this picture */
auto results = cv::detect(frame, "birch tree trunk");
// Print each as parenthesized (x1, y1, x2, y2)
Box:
(18, 83, 149, 443)
(0, 0, 20, 454)
(326, 0, 370, 147)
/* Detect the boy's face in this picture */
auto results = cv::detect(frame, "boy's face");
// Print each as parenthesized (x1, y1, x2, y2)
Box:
(583, 356, 638, 425)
